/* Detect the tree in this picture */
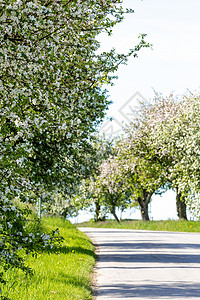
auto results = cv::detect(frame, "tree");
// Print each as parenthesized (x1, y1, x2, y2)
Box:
(144, 93, 189, 220)
(116, 106, 166, 221)
(115, 146, 161, 222)
(45, 135, 114, 221)
(166, 93, 200, 219)
(1, 1, 149, 291)
(89, 156, 132, 222)
(132, 92, 200, 220)
(66, 134, 115, 222)
(176, 189, 187, 220)
(87, 135, 114, 221)
(0, 0, 149, 205)
(125, 93, 189, 220)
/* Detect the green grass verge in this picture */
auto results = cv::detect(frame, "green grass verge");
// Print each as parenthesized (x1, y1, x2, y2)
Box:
(2, 217, 95, 300)
(77, 219, 200, 233)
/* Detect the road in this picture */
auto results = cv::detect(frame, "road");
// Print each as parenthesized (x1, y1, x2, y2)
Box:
(78, 228, 200, 300)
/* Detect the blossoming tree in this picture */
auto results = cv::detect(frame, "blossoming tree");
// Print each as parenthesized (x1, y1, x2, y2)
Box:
(0, 0, 149, 291)
(127, 92, 200, 220)
(89, 155, 132, 222)
(0, 0, 149, 205)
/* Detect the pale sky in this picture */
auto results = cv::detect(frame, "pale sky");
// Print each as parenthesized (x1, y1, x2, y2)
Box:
(72, 0, 200, 223)
(100, 0, 200, 134)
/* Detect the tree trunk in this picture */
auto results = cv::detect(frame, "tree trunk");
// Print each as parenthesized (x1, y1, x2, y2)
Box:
(94, 200, 101, 222)
(137, 190, 153, 222)
(110, 205, 120, 223)
(141, 202, 150, 221)
(176, 190, 187, 220)
(61, 208, 68, 219)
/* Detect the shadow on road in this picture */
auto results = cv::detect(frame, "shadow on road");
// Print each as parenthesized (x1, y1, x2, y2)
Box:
(96, 240, 200, 264)
(98, 241, 200, 250)
(99, 252, 200, 264)
(98, 282, 200, 298)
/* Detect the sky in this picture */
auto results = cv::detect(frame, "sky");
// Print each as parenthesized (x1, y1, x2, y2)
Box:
(99, 0, 200, 133)
(71, 0, 200, 223)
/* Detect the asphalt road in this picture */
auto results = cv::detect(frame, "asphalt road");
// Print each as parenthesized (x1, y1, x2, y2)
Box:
(78, 227, 200, 300)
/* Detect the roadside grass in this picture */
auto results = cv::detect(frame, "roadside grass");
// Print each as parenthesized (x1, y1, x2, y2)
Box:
(77, 219, 200, 233)
(2, 217, 95, 300)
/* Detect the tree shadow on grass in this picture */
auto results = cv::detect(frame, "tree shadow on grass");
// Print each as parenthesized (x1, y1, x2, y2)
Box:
(49, 271, 92, 291)
(47, 244, 96, 259)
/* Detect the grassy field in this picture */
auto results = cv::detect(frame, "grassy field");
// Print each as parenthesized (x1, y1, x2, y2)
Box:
(2, 217, 95, 300)
(77, 219, 200, 233)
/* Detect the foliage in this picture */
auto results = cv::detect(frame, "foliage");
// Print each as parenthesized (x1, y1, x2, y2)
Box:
(44, 184, 90, 218)
(114, 135, 164, 221)
(43, 134, 114, 218)
(0, 0, 149, 201)
(89, 155, 132, 222)
(136, 93, 200, 218)
(0, 202, 63, 299)
(64, 134, 115, 221)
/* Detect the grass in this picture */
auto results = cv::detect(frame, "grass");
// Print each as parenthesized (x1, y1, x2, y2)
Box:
(77, 219, 200, 233)
(2, 217, 95, 300)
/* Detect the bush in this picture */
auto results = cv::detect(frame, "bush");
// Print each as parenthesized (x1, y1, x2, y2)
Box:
(0, 200, 63, 300)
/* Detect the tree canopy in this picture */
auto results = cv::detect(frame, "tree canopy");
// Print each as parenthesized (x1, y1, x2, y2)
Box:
(0, 0, 148, 201)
